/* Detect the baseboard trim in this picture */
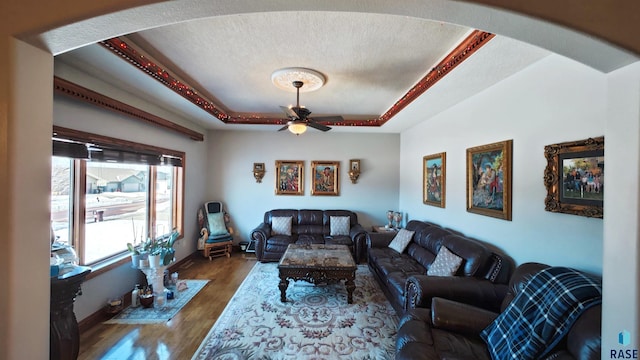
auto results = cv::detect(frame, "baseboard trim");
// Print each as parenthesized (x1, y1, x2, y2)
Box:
(78, 251, 199, 333)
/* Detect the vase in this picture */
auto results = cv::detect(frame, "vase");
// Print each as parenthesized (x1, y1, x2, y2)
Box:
(148, 254, 161, 268)
(386, 210, 394, 228)
(393, 212, 403, 229)
(131, 254, 141, 269)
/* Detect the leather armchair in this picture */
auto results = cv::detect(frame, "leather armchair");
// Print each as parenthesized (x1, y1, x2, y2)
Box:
(395, 263, 602, 360)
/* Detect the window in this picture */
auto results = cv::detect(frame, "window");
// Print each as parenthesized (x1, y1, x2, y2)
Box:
(51, 156, 73, 245)
(51, 126, 184, 267)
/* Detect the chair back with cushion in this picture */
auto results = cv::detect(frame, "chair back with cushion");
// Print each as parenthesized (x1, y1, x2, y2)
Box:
(199, 201, 233, 260)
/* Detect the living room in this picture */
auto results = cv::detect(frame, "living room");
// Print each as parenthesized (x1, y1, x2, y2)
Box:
(3, 2, 640, 359)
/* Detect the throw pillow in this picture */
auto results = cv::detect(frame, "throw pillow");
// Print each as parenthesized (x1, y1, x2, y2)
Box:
(388, 228, 415, 253)
(207, 212, 228, 236)
(330, 216, 351, 236)
(271, 216, 292, 236)
(427, 246, 463, 276)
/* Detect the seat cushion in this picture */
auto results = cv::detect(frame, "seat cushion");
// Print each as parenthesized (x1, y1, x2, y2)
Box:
(325, 235, 352, 246)
(296, 234, 325, 245)
(369, 248, 425, 277)
(206, 233, 232, 243)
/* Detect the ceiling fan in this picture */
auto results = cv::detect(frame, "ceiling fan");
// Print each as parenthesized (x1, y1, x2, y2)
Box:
(278, 81, 344, 135)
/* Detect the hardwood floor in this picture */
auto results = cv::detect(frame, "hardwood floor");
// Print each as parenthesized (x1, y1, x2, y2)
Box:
(78, 252, 257, 360)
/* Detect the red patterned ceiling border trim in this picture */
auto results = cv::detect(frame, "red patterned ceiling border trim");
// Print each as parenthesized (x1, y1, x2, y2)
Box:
(99, 31, 494, 128)
(54, 76, 205, 141)
(100, 38, 230, 122)
(377, 30, 495, 126)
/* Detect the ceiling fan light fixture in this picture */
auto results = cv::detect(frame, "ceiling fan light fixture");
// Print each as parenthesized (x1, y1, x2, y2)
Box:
(288, 122, 307, 135)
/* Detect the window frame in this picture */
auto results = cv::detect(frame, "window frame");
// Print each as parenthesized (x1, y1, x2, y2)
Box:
(52, 126, 185, 276)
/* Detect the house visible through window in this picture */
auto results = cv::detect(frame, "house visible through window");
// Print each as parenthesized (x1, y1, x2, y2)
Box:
(51, 126, 184, 267)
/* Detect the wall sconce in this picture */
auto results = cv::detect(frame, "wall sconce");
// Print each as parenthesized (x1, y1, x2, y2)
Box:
(348, 159, 361, 184)
(253, 163, 265, 183)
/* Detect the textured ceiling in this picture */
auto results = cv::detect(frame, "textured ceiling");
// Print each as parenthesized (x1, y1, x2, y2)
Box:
(54, 10, 552, 133)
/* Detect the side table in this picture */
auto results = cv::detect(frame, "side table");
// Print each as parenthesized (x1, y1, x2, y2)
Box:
(371, 226, 399, 233)
(50, 265, 91, 360)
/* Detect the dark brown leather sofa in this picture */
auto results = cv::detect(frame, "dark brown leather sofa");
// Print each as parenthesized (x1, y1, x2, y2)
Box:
(251, 209, 367, 263)
(367, 220, 512, 314)
(396, 262, 602, 360)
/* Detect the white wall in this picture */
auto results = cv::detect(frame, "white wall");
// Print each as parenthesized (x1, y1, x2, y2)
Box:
(400, 54, 605, 274)
(205, 130, 400, 242)
(52, 67, 209, 320)
(602, 61, 640, 353)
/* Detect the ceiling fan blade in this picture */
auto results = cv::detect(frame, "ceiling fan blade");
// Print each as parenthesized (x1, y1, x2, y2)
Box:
(277, 124, 289, 131)
(311, 115, 344, 122)
(280, 106, 298, 119)
(307, 121, 332, 132)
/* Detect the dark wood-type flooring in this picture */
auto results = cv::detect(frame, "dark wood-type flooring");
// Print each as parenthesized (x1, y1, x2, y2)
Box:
(78, 252, 256, 360)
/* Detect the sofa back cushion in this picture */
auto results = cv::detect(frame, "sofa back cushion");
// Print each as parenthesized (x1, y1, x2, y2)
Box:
(296, 210, 324, 235)
(442, 234, 492, 277)
(501, 262, 550, 311)
(404, 220, 494, 278)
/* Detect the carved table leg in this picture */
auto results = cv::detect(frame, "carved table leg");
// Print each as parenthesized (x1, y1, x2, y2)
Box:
(345, 278, 356, 304)
(279, 274, 289, 302)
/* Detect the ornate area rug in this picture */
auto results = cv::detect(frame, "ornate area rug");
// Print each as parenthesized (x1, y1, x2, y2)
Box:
(192, 263, 398, 359)
(104, 279, 209, 324)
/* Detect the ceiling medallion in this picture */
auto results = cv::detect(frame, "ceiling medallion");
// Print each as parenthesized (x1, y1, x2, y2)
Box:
(271, 67, 325, 92)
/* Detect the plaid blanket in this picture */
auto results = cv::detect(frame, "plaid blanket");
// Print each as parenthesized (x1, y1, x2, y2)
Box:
(480, 266, 602, 360)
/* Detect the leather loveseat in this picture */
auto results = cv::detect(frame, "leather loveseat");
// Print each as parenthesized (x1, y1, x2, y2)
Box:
(395, 262, 602, 360)
(367, 220, 511, 314)
(251, 209, 367, 263)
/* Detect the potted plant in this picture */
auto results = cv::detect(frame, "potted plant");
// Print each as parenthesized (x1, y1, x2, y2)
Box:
(160, 230, 179, 266)
(147, 229, 179, 268)
(127, 242, 144, 268)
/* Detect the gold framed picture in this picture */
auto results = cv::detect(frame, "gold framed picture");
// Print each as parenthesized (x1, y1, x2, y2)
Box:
(311, 161, 340, 196)
(543, 136, 604, 218)
(466, 140, 513, 220)
(349, 159, 360, 172)
(275, 160, 304, 195)
(423, 152, 446, 208)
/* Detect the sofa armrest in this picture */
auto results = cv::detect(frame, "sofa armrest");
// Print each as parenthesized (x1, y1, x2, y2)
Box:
(431, 297, 499, 335)
(349, 223, 367, 263)
(405, 275, 509, 313)
(250, 223, 271, 242)
(349, 223, 366, 239)
(366, 232, 396, 248)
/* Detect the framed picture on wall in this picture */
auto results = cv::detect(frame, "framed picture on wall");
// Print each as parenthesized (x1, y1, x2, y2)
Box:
(543, 136, 604, 218)
(275, 160, 304, 195)
(466, 140, 513, 220)
(349, 159, 360, 172)
(311, 161, 340, 196)
(423, 152, 446, 208)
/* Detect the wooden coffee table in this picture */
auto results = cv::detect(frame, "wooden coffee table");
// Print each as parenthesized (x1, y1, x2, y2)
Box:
(278, 244, 357, 304)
